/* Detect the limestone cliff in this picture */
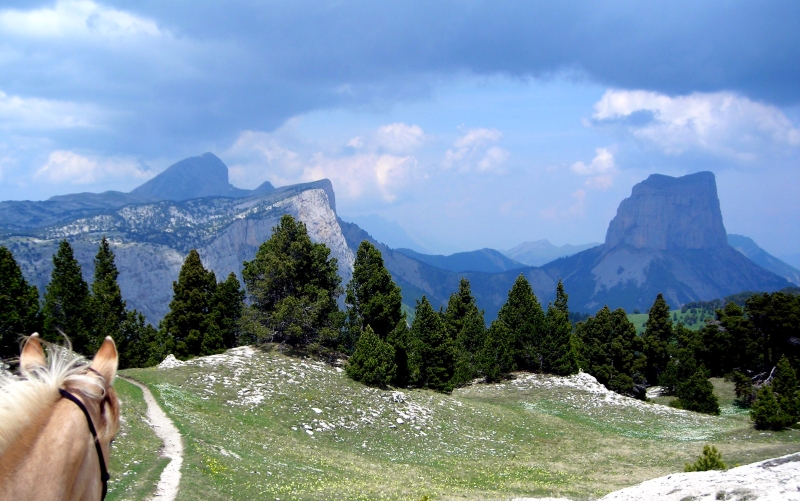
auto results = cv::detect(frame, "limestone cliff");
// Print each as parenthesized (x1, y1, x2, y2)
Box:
(605, 172, 727, 250)
(2, 189, 353, 323)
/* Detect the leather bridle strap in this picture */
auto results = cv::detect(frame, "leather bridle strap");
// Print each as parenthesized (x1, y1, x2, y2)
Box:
(58, 388, 110, 501)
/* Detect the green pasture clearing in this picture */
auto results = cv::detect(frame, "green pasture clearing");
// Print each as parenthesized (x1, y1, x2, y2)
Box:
(627, 308, 712, 334)
(107, 378, 169, 501)
(121, 346, 800, 501)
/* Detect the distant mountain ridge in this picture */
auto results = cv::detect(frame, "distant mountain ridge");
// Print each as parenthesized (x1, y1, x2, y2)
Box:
(727, 234, 800, 286)
(504, 239, 600, 267)
(394, 247, 526, 273)
(0, 154, 350, 322)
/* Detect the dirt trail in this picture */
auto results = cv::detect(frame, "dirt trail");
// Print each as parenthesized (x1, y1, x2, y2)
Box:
(121, 377, 183, 501)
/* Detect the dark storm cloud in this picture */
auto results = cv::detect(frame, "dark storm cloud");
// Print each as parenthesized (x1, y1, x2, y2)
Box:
(1, 0, 798, 157)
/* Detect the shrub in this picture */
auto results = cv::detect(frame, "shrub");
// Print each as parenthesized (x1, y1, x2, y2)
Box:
(676, 369, 720, 415)
(685, 445, 726, 472)
(750, 386, 784, 430)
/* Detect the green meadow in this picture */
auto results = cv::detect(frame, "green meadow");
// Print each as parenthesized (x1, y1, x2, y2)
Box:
(112, 346, 800, 500)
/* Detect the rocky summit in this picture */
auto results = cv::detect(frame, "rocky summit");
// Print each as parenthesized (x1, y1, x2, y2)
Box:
(542, 172, 790, 311)
(0, 155, 352, 323)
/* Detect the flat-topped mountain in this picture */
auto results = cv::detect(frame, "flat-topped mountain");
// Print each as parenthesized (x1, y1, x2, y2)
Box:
(605, 172, 727, 250)
(542, 172, 790, 311)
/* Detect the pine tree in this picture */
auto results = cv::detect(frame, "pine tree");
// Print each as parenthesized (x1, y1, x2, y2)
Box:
(345, 241, 403, 344)
(676, 368, 720, 415)
(642, 293, 674, 384)
(386, 319, 411, 387)
(242, 215, 342, 347)
(750, 385, 783, 430)
(541, 281, 577, 376)
(480, 320, 514, 383)
(575, 306, 644, 396)
(118, 310, 163, 369)
(497, 274, 544, 372)
(408, 296, 455, 392)
(0, 246, 41, 359)
(211, 272, 245, 349)
(443, 278, 486, 387)
(161, 249, 217, 358)
(346, 325, 396, 387)
(43, 240, 93, 354)
(772, 355, 800, 427)
(89, 237, 126, 353)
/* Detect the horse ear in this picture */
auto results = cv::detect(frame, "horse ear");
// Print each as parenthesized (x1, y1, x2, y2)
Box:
(89, 336, 118, 384)
(20, 333, 46, 371)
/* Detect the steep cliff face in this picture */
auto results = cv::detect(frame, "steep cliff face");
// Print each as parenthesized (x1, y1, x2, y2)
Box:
(2, 189, 353, 323)
(605, 172, 727, 250)
(543, 172, 790, 312)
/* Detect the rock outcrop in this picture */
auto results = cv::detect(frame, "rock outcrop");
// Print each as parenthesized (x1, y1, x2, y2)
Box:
(131, 152, 252, 200)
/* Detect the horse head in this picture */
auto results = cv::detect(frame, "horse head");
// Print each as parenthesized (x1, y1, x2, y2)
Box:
(0, 333, 120, 501)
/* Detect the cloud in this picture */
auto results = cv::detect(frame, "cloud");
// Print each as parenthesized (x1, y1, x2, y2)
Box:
(540, 188, 586, 220)
(225, 123, 424, 204)
(443, 128, 509, 173)
(592, 90, 800, 161)
(34, 150, 153, 185)
(0, 90, 103, 130)
(0, 1, 163, 39)
(373, 123, 426, 153)
(570, 147, 616, 189)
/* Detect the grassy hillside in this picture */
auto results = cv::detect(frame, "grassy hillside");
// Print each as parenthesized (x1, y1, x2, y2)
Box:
(627, 308, 713, 335)
(121, 347, 800, 501)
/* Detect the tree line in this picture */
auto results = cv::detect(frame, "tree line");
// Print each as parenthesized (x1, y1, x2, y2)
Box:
(1, 215, 798, 429)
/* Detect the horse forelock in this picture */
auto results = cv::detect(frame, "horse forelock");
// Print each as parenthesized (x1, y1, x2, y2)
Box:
(0, 339, 119, 457)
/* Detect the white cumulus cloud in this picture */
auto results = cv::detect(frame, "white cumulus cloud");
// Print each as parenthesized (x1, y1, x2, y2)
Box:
(443, 128, 509, 173)
(570, 147, 616, 189)
(34, 150, 153, 185)
(593, 89, 800, 161)
(0, 90, 102, 130)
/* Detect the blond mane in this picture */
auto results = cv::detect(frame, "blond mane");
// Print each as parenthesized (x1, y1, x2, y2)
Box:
(0, 336, 114, 457)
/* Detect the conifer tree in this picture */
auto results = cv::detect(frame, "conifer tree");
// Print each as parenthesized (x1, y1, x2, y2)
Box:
(43, 240, 93, 353)
(346, 325, 396, 387)
(642, 293, 673, 384)
(118, 310, 163, 369)
(386, 319, 411, 387)
(497, 274, 544, 372)
(575, 306, 644, 395)
(751, 385, 783, 430)
(161, 249, 217, 358)
(443, 278, 486, 387)
(772, 355, 800, 427)
(345, 241, 403, 343)
(408, 296, 455, 392)
(480, 320, 514, 383)
(242, 215, 342, 347)
(676, 368, 720, 415)
(211, 272, 245, 349)
(89, 237, 126, 352)
(541, 281, 578, 375)
(0, 246, 41, 359)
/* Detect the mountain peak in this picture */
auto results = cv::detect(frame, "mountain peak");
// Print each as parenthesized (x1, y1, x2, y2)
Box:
(131, 152, 249, 201)
(605, 171, 727, 250)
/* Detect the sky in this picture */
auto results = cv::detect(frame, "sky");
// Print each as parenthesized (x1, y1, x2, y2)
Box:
(0, 1, 798, 256)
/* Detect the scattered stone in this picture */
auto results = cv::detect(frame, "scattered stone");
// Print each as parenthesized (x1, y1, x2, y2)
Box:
(158, 354, 184, 369)
(396, 417, 404, 424)
(312, 407, 323, 414)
